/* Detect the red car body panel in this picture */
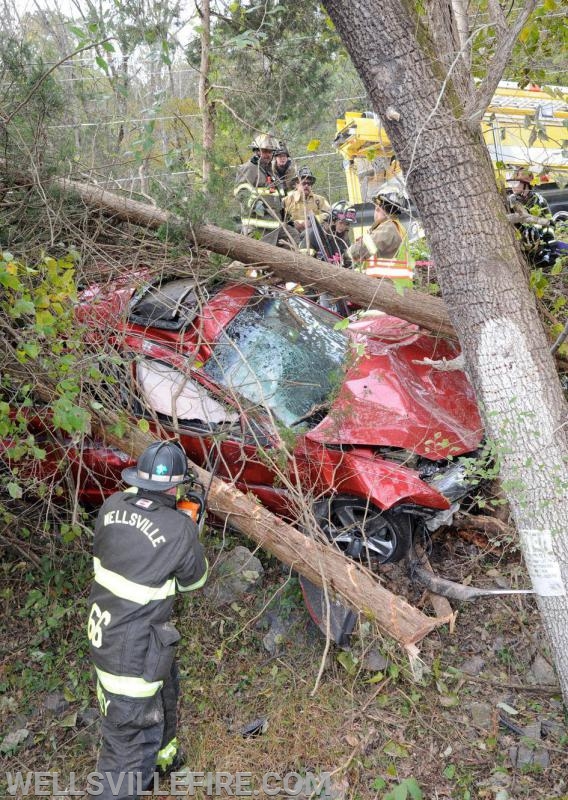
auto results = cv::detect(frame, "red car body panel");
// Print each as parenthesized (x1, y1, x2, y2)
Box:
(308, 327, 482, 458)
(59, 278, 485, 516)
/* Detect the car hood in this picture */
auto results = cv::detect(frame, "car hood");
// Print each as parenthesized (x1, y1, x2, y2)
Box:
(307, 317, 483, 458)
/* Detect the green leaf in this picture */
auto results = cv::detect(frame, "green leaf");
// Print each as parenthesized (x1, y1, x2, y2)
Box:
(101, 40, 115, 53)
(383, 739, 409, 758)
(405, 778, 423, 799)
(52, 397, 91, 435)
(137, 418, 150, 433)
(69, 25, 86, 38)
(336, 650, 358, 675)
(7, 482, 23, 499)
(306, 138, 321, 152)
(0, 271, 21, 290)
(12, 299, 35, 317)
(95, 55, 109, 74)
(391, 784, 408, 800)
(60, 711, 77, 728)
(333, 317, 350, 330)
(392, 277, 413, 295)
(443, 764, 456, 779)
(371, 777, 387, 791)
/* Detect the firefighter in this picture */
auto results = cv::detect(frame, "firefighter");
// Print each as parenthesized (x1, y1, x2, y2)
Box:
(300, 200, 356, 266)
(88, 440, 208, 799)
(508, 168, 552, 217)
(234, 134, 283, 236)
(507, 168, 557, 267)
(272, 143, 297, 193)
(347, 190, 414, 280)
(283, 167, 331, 233)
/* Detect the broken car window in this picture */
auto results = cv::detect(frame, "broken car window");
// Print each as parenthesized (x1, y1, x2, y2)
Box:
(202, 295, 348, 427)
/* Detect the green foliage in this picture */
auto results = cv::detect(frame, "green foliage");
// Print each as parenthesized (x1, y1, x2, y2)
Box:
(0, 251, 91, 504)
(382, 777, 423, 800)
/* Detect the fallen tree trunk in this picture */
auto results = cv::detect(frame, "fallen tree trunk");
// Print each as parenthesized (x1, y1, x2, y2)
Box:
(90, 410, 443, 646)
(0, 161, 454, 337)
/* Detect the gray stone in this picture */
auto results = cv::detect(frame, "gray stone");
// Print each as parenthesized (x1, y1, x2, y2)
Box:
(361, 647, 390, 672)
(0, 728, 29, 755)
(470, 702, 494, 730)
(204, 546, 264, 607)
(78, 707, 100, 727)
(522, 720, 542, 740)
(509, 743, 550, 770)
(541, 718, 566, 739)
(44, 690, 70, 716)
(262, 616, 287, 655)
(529, 653, 557, 686)
(460, 655, 485, 676)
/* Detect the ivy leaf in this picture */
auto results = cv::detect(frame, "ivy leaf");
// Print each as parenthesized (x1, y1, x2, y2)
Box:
(52, 397, 91, 435)
(7, 482, 23, 499)
(12, 299, 35, 317)
(383, 740, 409, 758)
(336, 650, 358, 674)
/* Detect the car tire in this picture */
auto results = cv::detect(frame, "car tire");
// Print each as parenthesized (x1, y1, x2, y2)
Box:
(312, 495, 413, 564)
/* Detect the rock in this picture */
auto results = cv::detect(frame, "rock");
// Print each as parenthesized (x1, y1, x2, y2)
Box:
(78, 707, 100, 727)
(361, 647, 389, 673)
(469, 702, 494, 730)
(459, 655, 485, 676)
(541, 718, 566, 740)
(0, 728, 29, 755)
(204, 546, 264, 607)
(509, 742, 550, 770)
(262, 616, 287, 655)
(529, 653, 557, 686)
(522, 720, 542, 740)
(44, 690, 70, 717)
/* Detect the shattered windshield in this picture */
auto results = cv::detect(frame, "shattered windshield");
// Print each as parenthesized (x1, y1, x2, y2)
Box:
(202, 294, 349, 427)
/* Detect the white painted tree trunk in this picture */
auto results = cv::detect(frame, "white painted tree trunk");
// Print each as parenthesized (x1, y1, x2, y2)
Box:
(323, 0, 568, 702)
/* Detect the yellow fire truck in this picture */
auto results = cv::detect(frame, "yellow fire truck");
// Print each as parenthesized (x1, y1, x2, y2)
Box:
(333, 81, 568, 235)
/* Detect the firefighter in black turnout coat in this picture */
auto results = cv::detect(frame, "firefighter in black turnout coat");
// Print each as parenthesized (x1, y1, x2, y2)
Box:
(88, 441, 208, 798)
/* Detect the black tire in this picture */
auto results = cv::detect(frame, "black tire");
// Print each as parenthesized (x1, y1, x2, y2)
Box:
(313, 495, 413, 564)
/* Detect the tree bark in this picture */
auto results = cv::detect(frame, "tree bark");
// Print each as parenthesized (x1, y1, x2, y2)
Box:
(322, 0, 568, 704)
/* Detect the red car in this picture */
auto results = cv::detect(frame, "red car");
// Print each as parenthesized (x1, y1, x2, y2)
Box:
(9, 273, 484, 564)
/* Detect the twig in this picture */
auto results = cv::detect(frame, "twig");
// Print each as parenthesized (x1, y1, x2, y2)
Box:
(465, 0, 539, 125)
(3, 38, 115, 127)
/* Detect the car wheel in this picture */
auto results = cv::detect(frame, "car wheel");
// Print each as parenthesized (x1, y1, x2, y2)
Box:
(313, 495, 413, 564)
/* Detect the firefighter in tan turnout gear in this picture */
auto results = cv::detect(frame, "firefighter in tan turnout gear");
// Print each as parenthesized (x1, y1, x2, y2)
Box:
(234, 133, 283, 236)
(347, 190, 413, 280)
(88, 440, 207, 799)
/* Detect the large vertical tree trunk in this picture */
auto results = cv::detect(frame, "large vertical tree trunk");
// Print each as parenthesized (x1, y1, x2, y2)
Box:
(323, 0, 568, 702)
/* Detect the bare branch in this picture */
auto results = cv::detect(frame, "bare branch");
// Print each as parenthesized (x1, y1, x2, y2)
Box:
(2, 37, 115, 127)
(466, 0, 538, 125)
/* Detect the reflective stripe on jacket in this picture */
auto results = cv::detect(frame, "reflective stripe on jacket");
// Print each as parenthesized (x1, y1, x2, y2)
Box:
(88, 488, 207, 694)
(362, 219, 414, 279)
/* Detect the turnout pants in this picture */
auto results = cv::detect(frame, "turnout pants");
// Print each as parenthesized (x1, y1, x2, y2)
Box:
(91, 662, 180, 799)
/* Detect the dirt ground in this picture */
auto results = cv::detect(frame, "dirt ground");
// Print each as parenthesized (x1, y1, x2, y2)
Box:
(1, 523, 567, 800)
